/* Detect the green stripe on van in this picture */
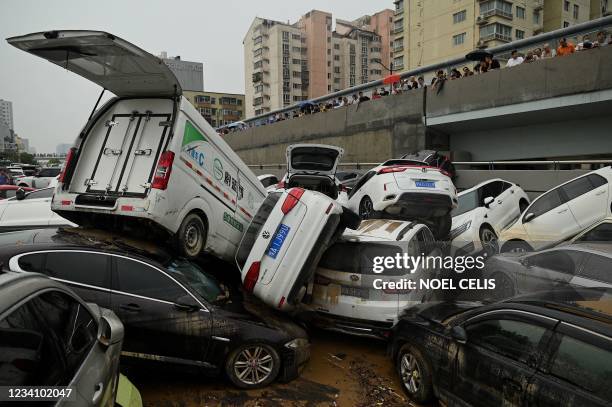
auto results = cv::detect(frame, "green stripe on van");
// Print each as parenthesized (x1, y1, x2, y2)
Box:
(182, 121, 206, 147)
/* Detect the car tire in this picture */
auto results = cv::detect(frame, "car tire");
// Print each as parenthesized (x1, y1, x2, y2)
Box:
(359, 196, 374, 219)
(225, 343, 281, 389)
(432, 212, 452, 240)
(176, 213, 207, 259)
(519, 199, 529, 213)
(479, 226, 499, 256)
(501, 240, 532, 254)
(340, 206, 361, 230)
(491, 272, 515, 299)
(396, 343, 434, 403)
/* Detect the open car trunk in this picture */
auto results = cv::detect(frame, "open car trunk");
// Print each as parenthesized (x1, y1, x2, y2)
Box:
(286, 144, 344, 199)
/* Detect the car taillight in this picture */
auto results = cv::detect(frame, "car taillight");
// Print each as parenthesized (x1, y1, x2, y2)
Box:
(58, 148, 75, 183)
(151, 151, 175, 190)
(243, 261, 261, 293)
(281, 187, 304, 214)
(378, 166, 408, 175)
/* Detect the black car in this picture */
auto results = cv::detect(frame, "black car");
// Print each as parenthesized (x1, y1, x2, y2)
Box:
(0, 228, 309, 389)
(389, 288, 612, 406)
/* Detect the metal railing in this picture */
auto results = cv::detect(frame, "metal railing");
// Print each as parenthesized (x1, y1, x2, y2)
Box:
(239, 15, 612, 127)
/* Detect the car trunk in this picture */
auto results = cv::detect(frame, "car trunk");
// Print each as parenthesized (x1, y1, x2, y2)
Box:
(286, 144, 344, 199)
(7, 30, 181, 198)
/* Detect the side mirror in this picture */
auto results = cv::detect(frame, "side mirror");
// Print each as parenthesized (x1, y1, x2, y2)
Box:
(483, 196, 494, 208)
(97, 314, 124, 348)
(174, 295, 200, 312)
(15, 188, 26, 201)
(523, 212, 535, 223)
(451, 326, 467, 344)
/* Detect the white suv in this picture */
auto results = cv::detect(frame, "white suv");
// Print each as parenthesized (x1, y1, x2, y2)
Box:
(236, 188, 360, 312)
(499, 167, 612, 252)
(346, 159, 458, 238)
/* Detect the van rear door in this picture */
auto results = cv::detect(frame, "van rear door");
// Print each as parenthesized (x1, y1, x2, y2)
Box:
(7, 30, 181, 96)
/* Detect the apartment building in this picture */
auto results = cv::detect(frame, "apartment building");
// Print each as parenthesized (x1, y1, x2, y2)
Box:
(543, 0, 592, 30)
(244, 9, 393, 118)
(183, 91, 245, 128)
(590, 0, 611, 18)
(158, 52, 204, 92)
(0, 99, 13, 130)
(392, 0, 545, 71)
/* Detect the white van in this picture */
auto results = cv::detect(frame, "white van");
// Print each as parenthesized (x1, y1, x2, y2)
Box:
(8, 30, 266, 260)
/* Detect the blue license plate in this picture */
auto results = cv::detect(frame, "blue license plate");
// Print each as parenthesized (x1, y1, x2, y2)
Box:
(266, 223, 291, 259)
(415, 180, 436, 188)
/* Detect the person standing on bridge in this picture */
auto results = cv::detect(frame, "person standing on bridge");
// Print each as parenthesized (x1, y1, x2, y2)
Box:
(506, 50, 524, 67)
(557, 38, 576, 56)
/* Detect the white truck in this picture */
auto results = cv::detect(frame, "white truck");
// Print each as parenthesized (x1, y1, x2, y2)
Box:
(8, 30, 267, 261)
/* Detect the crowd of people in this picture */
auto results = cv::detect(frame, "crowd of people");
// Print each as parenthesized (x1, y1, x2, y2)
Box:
(219, 31, 611, 134)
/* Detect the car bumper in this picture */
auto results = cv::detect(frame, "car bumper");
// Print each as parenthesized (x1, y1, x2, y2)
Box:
(278, 343, 311, 383)
(374, 192, 454, 217)
(309, 311, 394, 339)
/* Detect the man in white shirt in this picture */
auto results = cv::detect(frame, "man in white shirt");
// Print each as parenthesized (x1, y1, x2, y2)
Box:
(506, 50, 524, 67)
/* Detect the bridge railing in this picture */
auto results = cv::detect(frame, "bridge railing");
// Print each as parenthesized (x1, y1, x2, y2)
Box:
(237, 15, 612, 128)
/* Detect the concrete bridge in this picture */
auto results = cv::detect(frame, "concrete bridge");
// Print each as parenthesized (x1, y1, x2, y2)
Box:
(225, 45, 612, 167)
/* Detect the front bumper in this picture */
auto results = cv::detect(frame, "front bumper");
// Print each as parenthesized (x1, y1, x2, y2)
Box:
(310, 312, 394, 339)
(278, 342, 311, 383)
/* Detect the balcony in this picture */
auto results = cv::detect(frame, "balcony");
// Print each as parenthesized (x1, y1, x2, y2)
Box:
(476, 15, 489, 25)
(533, 0, 543, 11)
(480, 32, 512, 43)
(393, 26, 404, 35)
(481, 9, 513, 20)
(393, 45, 404, 53)
(394, 7, 403, 15)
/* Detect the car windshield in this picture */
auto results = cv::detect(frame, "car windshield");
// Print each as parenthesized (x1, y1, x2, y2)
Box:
(165, 259, 224, 303)
(452, 190, 479, 217)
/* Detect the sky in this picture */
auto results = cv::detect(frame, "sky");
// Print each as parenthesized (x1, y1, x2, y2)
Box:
(0, 0, 389, 153)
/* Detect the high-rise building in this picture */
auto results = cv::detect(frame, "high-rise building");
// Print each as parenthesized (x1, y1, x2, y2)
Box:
(158, 52, 204, 92)
(244, 9, 393, 118)
(0, 99, 14, 130)
(590, 0, 611, 19)
(543, 0, 591, 31)
(392, 0, 546, 71)
(56, 143, 71, 156)
(183, 91, 245, 128)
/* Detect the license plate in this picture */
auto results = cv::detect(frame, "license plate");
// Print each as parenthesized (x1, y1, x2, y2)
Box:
(341, 286, 369, 299)
(415, 180, 436, 188)
(266, 223, 291, 259)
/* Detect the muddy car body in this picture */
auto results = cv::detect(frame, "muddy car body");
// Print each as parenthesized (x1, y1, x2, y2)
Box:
(306, 219, 441, 338)
(236, 188, 360, 312)
(0, 228, 309, 389)
(8, 30, 266, 261)
(390, 288, 612, 406)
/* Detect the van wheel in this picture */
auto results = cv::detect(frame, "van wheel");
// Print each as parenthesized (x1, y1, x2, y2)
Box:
(225, 343, 280, 389)
(432, 213, 452, 240)
(359, 196, 374, 219)
(341, 207, 361, 230)
(177, 213, 207, 259)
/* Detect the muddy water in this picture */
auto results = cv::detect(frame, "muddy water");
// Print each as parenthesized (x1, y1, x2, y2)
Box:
(128, 329, 421, 407)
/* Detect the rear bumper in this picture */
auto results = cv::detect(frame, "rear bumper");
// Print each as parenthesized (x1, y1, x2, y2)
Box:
(376, 192, 454, 218)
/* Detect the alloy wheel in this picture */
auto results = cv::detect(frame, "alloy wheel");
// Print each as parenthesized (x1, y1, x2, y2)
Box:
(400, 352, 422, 394)
(233, 346, 275, 386)
(480, 228, 499, 256)
(360, 197, 373, 219)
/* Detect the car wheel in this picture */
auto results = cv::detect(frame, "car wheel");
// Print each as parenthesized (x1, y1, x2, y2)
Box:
(432, 212, 452, 240)
(225, 343, 280, 389)
(359, 196, 374, 219)
(491, 272, 515, 299)
(479, 226, 499, 256)
(396, 344, 433, 403)
(176, 213, 207, 259)
(519, 199, 529, 213)
(501, 240, 532, 254)
(340, 206, 361, 229)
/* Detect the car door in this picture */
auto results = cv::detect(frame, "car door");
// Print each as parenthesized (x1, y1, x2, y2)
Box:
(0, 188, 54, 229)
(520, 249, 586, 292)
(562, 173, 609, 229)
(571, 253, 612, 288)
(521, 188, 580, 246)
(110, 255, 212, 364)
(451, 312, 554, 407)
(480, 181, 509, 231)
(528, 323, 612, 407)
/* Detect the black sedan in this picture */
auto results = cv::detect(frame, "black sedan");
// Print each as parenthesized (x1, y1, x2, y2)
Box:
(0, 227, 309, 389)
(389, 288, 612, 406)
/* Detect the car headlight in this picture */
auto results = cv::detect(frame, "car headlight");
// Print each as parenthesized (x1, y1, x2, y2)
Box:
(449, 221, 472, 241)
(284, 338, 309, 349)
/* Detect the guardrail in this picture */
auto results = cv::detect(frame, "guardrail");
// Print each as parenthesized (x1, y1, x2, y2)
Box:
(241, 15, 612, 127)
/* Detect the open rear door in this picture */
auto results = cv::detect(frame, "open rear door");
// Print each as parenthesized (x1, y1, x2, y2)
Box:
(7, 30, 181, 96)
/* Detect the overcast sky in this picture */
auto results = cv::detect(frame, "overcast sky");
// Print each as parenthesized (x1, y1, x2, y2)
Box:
(0, 0, 389, 153)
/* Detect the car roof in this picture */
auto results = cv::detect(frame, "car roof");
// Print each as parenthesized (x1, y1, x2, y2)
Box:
(343, 219, 423, 241)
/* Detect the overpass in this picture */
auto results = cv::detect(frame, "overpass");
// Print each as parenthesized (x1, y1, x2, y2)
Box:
(225, 44, 612, 166)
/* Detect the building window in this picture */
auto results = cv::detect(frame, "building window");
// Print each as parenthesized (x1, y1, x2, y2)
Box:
(292, 34, 300, 40)
(334, 55, 340, 61)
(292, 58, 301, 64)
(334, 44, 340, 50)
(479, 23, 512, 41)
(292, 46, 301, 52)
(293, 71, 301, 78)
(479, 0, 513, 18)
(253, 36, 262, 45)
(253, 61, 262, 69)
(563, 21, 570, 27)
(393, 55, 404, 68)
(282, 31, 289, 41)
(573, 4, 579, 19)
(253, 48, 263, 57)
(254, 84, 263, 93)
(333, 66, 340, 73)
(533, 11, 541, 24)
(283, 94, 290, 104)
(515, 29, 525, 39)
(292, 83, 301, 89)
(253, 97, 263, 106)
(564, 0, 570, 11)
(282, 44, 289, 53)
(453, 10, 467, 24)
(516, 6, 525, 19)
(452, 32, 466, 46)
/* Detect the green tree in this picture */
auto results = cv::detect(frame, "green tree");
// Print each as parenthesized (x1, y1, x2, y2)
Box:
(18, 152, 37, 165)
(47, 158, 61, 166)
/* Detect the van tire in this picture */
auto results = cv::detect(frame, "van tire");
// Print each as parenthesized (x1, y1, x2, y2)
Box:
(341, 207, 361, 230)
(176, 213, 207, 259)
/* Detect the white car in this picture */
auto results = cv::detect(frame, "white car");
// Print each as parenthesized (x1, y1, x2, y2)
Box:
(307, 219, 441, 338)
(236, 187, 360, 312)
(449, 179, 530, 255)
(257, 174, 280, 192)
(346, 159, 458, 239)
(499, 166, 612, 253)
(0, 187, 76, 232)
(566, 216, 612, 244)
(9, 30, 266, 261)
(15, 167, 61, 189)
